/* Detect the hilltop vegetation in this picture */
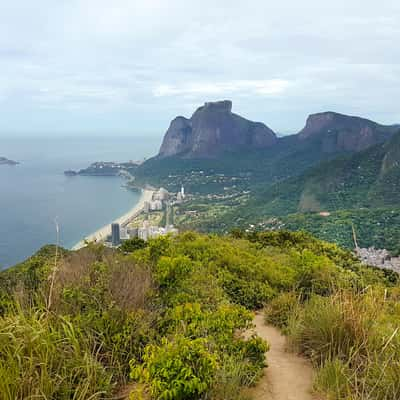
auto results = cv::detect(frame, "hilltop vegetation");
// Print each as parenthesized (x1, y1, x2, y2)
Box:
(0, 231, 399, 399)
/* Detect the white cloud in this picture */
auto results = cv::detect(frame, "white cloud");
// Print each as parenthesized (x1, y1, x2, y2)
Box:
(153, 80, 290, 98)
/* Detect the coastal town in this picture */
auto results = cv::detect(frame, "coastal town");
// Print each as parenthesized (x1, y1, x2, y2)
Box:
(73, 185, 186, 250)
(104, 186, 186, 246)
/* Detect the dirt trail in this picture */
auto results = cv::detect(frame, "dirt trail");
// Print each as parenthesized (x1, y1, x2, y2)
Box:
(246, 313, 319, 400)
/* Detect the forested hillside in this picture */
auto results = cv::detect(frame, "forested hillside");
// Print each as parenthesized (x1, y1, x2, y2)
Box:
(251, 130, 400, 214)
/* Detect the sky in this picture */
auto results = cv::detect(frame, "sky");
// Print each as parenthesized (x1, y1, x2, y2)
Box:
(0, 0, 399, 137)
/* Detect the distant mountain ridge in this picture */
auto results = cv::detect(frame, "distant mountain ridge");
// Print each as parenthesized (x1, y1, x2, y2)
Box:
(157, 101, 398, 159)
(297, 111, 397, 153)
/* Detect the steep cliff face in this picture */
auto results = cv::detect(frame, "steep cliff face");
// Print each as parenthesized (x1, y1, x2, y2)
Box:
(297, 111, 396, 153)
(157, 116, 192, 158)
(158, 100, 277, 158)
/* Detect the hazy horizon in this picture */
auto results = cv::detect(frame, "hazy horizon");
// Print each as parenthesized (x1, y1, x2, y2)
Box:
(1, 0, 399, 137)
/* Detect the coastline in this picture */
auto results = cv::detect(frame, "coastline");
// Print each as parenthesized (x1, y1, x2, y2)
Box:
(72, 188, 154, 250)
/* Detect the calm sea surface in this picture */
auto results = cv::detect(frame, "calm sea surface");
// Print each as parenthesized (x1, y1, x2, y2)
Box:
(0, 136, 159, 269)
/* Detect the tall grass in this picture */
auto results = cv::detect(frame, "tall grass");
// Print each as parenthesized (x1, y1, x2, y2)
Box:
(0, 245, 156, 399)
(284, 289, 400, 400)
(0, 309, 112, 399)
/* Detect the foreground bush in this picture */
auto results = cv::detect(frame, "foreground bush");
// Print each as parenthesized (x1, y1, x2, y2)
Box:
(264, 291, 299, 329)
(130, 335, 218, 400)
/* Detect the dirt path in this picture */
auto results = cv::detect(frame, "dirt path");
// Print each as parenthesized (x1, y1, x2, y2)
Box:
(246, 313, 319, 400)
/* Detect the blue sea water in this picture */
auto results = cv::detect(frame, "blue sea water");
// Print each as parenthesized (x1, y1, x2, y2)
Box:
(0, 136, 159, 269)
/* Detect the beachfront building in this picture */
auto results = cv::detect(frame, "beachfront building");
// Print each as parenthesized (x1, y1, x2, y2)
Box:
(111, 223, 120, 246)
(127, 227, 139, 238)
(149, 199, 163, 211)
(153, 188, 169, 201)
(137, 221, 178, 241)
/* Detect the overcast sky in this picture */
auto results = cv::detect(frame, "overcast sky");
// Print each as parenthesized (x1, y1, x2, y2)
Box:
(1, 0, 399, 137)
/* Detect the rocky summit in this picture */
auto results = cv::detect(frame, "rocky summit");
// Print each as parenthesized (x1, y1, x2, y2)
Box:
(158, 100, 277, 158)
(297, 111, 397, 153)
(157, 102, 398, 159)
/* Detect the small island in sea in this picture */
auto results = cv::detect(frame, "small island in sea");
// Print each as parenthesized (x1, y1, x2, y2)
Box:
(64, 161, 139, 177)
(0, 157, 19, 166)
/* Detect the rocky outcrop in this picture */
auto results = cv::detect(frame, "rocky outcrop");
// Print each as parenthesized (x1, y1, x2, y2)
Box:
(157, 103, 398, 159)
(158, 100, 277, 158)
(297, 111, 397, 153)
(0, 157, 18, 166)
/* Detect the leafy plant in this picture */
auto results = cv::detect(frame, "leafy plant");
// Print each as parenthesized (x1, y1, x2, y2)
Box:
(130, 335, 218, 400)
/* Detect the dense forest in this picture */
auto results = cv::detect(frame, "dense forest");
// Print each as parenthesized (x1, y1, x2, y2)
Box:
(0, 231, 399, 399)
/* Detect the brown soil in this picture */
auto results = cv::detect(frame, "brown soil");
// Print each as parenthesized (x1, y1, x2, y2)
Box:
(246, 313, 320, 400)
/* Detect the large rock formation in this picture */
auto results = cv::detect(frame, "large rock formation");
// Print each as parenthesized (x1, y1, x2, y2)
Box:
(297, 111, 397, 153)
(157, 103, 398, 159)
(158, 100, 277, 158)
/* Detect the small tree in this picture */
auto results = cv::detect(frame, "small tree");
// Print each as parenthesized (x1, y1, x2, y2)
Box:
(120, 238, 147, 253)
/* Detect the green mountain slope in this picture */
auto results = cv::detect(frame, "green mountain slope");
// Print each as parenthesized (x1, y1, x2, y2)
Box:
(250, 129, 400, 215)
(177, 131, 400, 253)
(134, 135, 348, 194)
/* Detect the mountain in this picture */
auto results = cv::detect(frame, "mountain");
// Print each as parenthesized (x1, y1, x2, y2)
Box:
(158, 100, 277, 158)
(297, 111, 397, 153)
(158, 103, 397, 160)
(136, 102, 398, 196)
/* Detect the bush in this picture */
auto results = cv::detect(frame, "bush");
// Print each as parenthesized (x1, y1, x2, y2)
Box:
(120, 238, 147, 253)
(221, 274, 275, 309)
(264, 292, 299, 329)
(130, 335, 218, 400)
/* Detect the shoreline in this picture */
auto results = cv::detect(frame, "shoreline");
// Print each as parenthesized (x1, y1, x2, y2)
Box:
(72, 188, 154, 250)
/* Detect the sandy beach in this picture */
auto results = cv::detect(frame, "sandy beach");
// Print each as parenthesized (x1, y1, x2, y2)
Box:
(72, 189, 154, 250)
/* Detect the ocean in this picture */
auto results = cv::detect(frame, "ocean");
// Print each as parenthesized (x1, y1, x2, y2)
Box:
(0, 136, 160, 269)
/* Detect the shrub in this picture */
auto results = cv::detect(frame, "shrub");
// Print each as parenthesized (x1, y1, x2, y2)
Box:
(120, 238, 147, 253)
(221, 274, 275, 309)
(264, 292, 299, 329)
(208, 355, 257, 400)
(130, 335, 218, 400)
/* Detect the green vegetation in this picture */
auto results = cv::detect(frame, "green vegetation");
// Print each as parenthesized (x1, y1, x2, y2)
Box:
(282, 208, 400, 255)
(165, 131, 400, 254)
(268, 290, 400, 400)
(1, 231, 398, 399)
(254, 232, 400, 400)
(133, 136, 339, 195)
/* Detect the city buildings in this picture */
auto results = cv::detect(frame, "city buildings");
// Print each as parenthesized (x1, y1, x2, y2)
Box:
(106, 187, 183, 248)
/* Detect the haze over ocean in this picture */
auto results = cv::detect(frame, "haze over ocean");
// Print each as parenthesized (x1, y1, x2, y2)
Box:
(0, 136, 159, 269)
